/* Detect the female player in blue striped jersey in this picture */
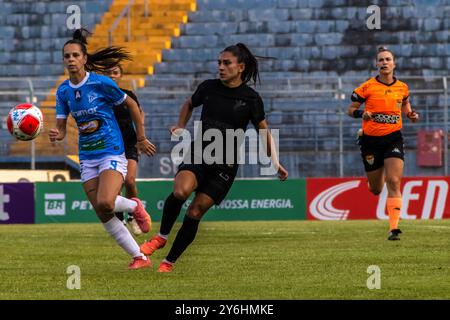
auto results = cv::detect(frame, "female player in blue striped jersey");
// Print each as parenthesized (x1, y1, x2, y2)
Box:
(48, 29, 156, 269)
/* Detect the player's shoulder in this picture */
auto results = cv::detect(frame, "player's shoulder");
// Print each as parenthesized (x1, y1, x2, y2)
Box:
(198, 78, 218, 88)
(362, 77, 378, 87)
(89, 72, 114, 85)
(56, 79, 70, 94)
(354, 77, 377, 94)
(242, 83, 260, 98)
(395, 78, 409, 89)
(121, 88, 134, 97)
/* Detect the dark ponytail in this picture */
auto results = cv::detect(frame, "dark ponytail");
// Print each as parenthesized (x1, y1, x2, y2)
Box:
(63, 28, 132, 73)
(222, 43, 260, 85)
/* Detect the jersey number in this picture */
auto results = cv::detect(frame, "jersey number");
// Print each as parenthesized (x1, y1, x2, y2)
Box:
(110, 160, 118, 170)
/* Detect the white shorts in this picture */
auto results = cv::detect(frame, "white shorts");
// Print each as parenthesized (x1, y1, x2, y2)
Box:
(80, 153, 128, 183)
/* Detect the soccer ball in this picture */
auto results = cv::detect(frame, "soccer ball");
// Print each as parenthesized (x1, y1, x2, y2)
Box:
(7, 103, 44, 141)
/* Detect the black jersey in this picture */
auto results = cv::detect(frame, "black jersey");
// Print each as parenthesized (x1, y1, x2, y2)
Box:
(188, 79, 266, 173)
(113, 88, 141, 147)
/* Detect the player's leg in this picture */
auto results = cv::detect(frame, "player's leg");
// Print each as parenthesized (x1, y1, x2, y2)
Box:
(96, 168, 150, 268)
(157, 166, 234, 272)
(140, 169, 198, 256)
(366, 167, 385, 195)
(360, 135, 385, 195)
(101, 156, 151, 233)
(158, 192, 215, 272)
(124, 158, 138, 199)
(114, 180, 125, 225)
(123, 158, 143, 235)
(384, 157, 404, 240)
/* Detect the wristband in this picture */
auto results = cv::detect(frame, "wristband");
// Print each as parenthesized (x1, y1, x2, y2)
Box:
(137, 137, 147, 142)
(353, 110, 364, 118)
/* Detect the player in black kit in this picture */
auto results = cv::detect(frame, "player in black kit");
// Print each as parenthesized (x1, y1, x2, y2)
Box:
(106, 65, 148, 235)
(140, 43, 288, 272)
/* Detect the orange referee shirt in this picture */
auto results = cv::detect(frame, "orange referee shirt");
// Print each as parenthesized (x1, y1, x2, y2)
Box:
(352, 76, 409, 137)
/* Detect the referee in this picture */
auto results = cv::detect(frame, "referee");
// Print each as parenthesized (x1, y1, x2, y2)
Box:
(348, 46, 419, 241)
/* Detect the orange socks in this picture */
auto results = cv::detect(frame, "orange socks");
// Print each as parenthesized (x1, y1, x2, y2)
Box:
(386, 197, 402, 230)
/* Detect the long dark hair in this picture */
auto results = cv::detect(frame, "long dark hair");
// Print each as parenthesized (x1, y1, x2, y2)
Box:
(222, 43, 260, 85)
(63, 28, 132, 73)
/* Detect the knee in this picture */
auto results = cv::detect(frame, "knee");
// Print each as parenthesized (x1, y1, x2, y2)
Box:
(186, 204, 204, 220)
(173, 188, 192, 201)
(96, 199, 115, 214)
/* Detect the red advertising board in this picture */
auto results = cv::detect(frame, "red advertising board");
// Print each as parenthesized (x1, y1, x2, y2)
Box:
(306, 177, 450, 220)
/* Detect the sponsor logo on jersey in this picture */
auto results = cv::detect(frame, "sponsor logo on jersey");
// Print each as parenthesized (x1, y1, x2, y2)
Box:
(79, 120, 100, 135)
(372, 113, 400, 124)
(71, 107, 98, 118)
(88, 92, 99, 103)
(80, 139, 106, 151)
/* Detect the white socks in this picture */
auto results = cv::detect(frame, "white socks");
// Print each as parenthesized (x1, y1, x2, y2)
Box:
(103, 216, 143, 258)
(114, 195, 137, 213)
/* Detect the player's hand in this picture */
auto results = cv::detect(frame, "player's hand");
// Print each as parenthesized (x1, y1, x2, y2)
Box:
(169, 125, 185, 137)
(48, 128, 63, 142)
(362, 111, 373, 121)
(137, 138, 156, 156)
(277, 164, 288, 181)
(407, 110, 419, 123)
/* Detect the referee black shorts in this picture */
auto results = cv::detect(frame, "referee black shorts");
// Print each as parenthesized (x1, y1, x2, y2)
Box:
(177, 162, 236, 205)
(360, 130, 404, 172)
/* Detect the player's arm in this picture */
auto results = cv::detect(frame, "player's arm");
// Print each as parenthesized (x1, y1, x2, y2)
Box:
(257, 119, 288, 181)
(402, 97, 419, 122)
(170, 98, 193, 135)
(347, 101, 373, 120)
(124, 95, 156, 156)
(48, 118, 67, 142)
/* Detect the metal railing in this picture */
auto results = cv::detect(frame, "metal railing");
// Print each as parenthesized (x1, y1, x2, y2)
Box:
(1, 75, 449, 177)
(108, 0, 135, 46)
(107, 0, 153, 46)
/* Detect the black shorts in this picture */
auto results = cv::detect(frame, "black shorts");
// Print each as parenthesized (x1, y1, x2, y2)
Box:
(124, 144, 139, 162)
(177, 163, 236, 205)
(360, 130, 404, 172)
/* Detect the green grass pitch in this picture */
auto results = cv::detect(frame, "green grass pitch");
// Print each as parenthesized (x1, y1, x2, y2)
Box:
(0, 219, 449, 299)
